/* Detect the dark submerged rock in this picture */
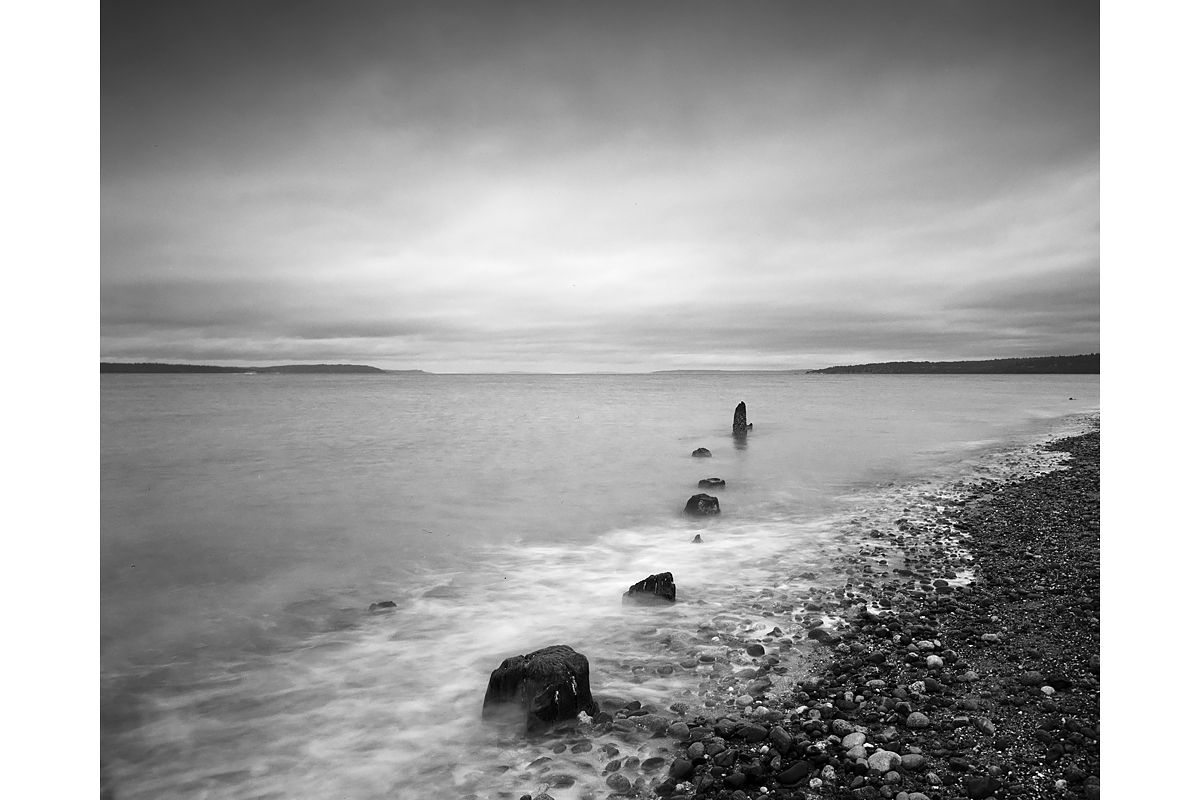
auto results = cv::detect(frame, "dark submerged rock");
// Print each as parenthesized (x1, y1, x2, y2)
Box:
(623, 572, 677, 605)
(685, 494, 720, 515)
(482, 644, 598, 732)
(368, 600, 397, 611)
(691, 447, 712, 458)
(732, 401, 752, 436)
(697, 477, 726, 489)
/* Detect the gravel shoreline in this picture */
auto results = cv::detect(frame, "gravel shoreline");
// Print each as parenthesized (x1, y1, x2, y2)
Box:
(637, 424, 1101, 800)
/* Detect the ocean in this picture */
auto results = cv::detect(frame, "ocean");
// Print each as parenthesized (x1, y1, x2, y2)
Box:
(100, 372, 1099, 800)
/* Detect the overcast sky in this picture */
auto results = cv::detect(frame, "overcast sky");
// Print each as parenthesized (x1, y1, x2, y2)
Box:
(101, 0, 1099, 372)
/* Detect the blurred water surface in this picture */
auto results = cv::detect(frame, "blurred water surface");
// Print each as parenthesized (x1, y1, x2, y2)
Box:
(100, 372, 1098, 799)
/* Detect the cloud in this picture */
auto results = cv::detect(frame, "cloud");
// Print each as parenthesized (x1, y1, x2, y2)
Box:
(101, 1, 1099, 370)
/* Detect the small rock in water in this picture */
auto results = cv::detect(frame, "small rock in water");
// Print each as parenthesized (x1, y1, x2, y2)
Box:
(481, 644, 599, 732)
(605, 773, 632, 793)
(368, 600, 397, 611)
(732, 401, 751, 436)
(691, 448, 712, 458)
(623, 572, 677, 605)
(692, 534, 703, 543)
(685, 494, 720, 515)
(746, 643, 765, 657)
(698, 477, 726, 488)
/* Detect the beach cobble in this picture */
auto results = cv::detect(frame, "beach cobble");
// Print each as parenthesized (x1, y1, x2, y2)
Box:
(647, 426, 1101, 800)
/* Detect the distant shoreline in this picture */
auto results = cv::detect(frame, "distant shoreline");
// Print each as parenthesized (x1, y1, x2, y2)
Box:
(806, 353, 1098, 374)
(100, 355, 1100, 375)
(100, 362, 425, 375)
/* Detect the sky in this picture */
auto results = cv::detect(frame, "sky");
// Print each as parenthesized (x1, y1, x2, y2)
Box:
(100, 0, 1100, 372)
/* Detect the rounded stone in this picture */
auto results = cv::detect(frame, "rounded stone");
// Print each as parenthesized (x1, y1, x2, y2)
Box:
(669, 758, 694, 780)
(906, 712, 932, 728)
(667, 721, 691, 740)
(900, 753, 927, 771)
(842, 732, 867, 749)
(605, 773, 632, 793)
(867, 750, 902, 773)
(831, 719, 855, 737)
(742, 724, 769, 743)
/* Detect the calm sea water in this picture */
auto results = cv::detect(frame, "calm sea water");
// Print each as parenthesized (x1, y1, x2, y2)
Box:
(100, 372, 1099, 799)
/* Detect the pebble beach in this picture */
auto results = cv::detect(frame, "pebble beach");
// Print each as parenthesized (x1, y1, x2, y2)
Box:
(506, 420, 1100, 800)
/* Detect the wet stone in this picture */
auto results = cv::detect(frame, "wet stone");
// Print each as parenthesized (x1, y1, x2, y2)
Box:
(741, 725, 769, 743)
(605, 773, 632, 794)
(667, 721, 691, 740)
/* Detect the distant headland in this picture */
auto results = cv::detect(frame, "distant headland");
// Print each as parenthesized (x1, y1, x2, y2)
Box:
(807, 353, 1099, 375)
(100, 362, 427, 375)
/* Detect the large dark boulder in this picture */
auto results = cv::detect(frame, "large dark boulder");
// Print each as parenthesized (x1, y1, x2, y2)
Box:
(697, 477, 725, 488)
(685, 493, 720, 515)
(691, 447, 712, 457)
(623, 572, 676, 604)
(482, 645, 598, 731)
(732, 401, 752, 436)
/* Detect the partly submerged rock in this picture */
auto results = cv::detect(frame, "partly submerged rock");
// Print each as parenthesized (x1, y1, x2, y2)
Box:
(368, 600, 397, 611)
(482, 645, 598, 732)
(692, 534, 703, 543)
(697, 477, 725, 488)
(685, 493, 720, 515)
(691, 447, 712, 458)
(732, 401, 752, 436)
(623, 572, 676, 605)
